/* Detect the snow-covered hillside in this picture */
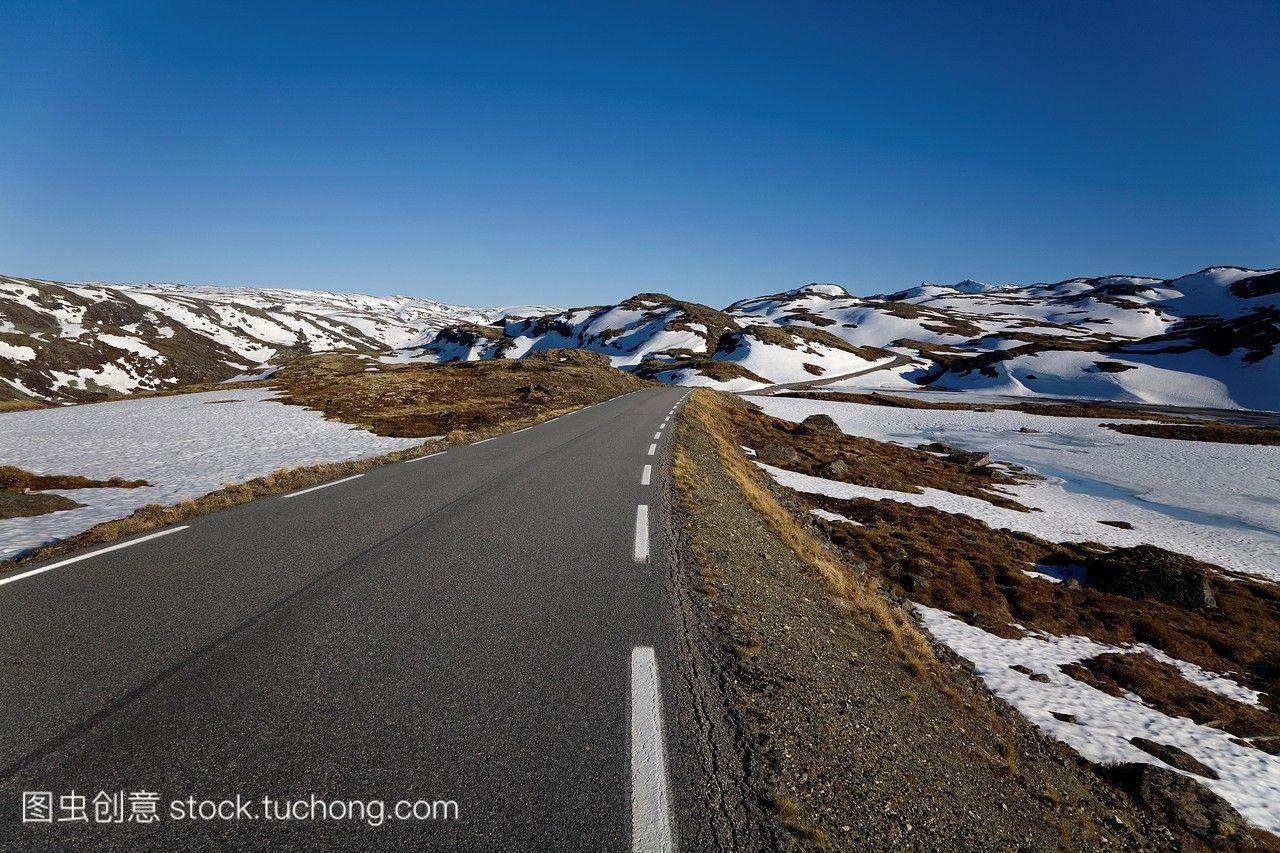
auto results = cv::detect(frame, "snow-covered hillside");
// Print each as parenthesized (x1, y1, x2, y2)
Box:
(5, 265, 1277, 410)
(400, 266, 1277, 409)
(726, 267, 1280, 410)
(0, 275, 556, 403)
(401, 292, 899, 390)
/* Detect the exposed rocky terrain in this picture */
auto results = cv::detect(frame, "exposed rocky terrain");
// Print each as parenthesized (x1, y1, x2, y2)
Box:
(399, 265, 1280, 410)
(0, 274, 555, 404)
(3, 265, 1277, 410)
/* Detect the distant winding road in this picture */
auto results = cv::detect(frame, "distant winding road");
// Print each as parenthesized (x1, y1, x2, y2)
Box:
(745, 352, 915, 395)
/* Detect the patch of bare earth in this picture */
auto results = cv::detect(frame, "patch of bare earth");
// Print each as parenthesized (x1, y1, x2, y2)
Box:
(718, 397, 1280, 850)
(1061, 654, 1280, 755)
(1102, 422, 1280, 446)
(269, 348, 649, 437)
(671, 390, 1178, 851)
(0, 400, 48, 413)
(0, 465, 149, 520)
(733, 400, 1037, 510)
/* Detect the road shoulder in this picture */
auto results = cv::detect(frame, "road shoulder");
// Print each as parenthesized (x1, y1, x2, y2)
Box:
(670, 390, 1178, 851)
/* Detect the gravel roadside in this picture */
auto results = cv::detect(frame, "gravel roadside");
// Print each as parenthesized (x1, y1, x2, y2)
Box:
(668, 390, 1181, 852)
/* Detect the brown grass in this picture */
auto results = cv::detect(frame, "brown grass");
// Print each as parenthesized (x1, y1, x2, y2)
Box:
(730, 402, 1036, 510)
(270, 348, 649, 437)
(1103, 422, 1280, 446)
(767, 794, 828, 845)
(0, 465, 149, 520)
(711, 400, 1280, 759)
(1061, 653, 1280, 754)
(0, 465, 148, 492)
(0, 399, 48, 413)
(803, 492, 1280, 719)
(682, 391, 939, 678)
(0, 492, 84, 519)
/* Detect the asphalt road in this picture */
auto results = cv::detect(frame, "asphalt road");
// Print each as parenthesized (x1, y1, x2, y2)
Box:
(0, 387, 710, 851)
(745, 353, 916, 395)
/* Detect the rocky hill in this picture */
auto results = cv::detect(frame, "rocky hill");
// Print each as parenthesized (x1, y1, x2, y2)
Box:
(4, 266, 1277, 410)
(0, 275, 554, 403)
(401, 266, 1278, 410)
(724, 267, 1279, 409)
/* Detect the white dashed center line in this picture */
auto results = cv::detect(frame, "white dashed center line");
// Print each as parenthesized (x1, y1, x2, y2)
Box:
(0, 526, 190, 590)
(633, 505, 650, 563)
(641, 465, 652, 486)
(281, 473, 364, 499)
(630, 646, 674, 853)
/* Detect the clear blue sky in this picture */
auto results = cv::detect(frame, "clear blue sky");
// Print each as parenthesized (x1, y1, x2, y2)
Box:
(2, 1, 1276, 308)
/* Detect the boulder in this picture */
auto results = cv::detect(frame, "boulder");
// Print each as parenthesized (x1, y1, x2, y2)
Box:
(1106, 763, 1246, 843)
(902, 572, 931, 593)
(1129, 738, 1218, 779)
(758, 443, 801, 465)
(797, 414, 842, 436)
(921, 442, 964, 455)
(1084, 545, 1217, 610)
(816, 459, 851, 480)
(921, 442, 991, 468)
(514, 383, 555, 401)
(951, 450, 991, 469)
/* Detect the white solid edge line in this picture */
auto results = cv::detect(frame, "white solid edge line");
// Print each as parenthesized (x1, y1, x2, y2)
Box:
(633, 504, 650, 563)
(0, 526, 190, 590)
(281, 473, 364, 499)
(630, 646, 675, 853)
(647, 443, 657, 456)
(641, 464, 652, 486)
(407, 451, 445, 463)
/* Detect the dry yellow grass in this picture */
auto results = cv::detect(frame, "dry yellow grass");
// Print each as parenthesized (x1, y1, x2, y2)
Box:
(680, 390, 940, 678)
(0, 399, 47, 413)
(0, 465, 148, 492)
(767, 794, 828, 846)
(676, 390, 1029, 785)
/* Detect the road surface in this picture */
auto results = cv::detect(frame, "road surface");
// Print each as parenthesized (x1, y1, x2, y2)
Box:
(745, 353, 915, 395)
(0, 387, 731, 851)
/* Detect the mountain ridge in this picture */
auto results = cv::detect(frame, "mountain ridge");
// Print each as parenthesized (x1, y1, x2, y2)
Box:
(2, 266, 1276, 410)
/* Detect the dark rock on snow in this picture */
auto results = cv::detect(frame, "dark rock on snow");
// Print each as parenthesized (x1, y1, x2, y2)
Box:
(1106, 763, 1245, 843)
(797, 413, 842, 436)
(1084, 545, 1217, 610)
